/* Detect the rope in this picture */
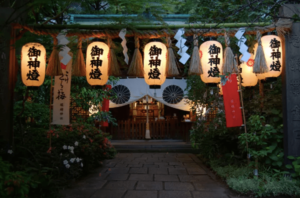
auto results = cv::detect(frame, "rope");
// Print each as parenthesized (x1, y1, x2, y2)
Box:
(224, 31, 230, 47)
(134, 36, 140, 49)
(12, 21, 291, 39)
(257, 31, 262, 46)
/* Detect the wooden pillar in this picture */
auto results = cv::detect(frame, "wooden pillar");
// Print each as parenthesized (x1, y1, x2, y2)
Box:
(280, 5, 300, 162)
(145, 95, 151, 139)
(259, 80, 264, 111)
(0, 8, 16, 145)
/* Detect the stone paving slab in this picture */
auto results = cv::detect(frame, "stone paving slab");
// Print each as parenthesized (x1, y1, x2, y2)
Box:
(165, 182, 195, 191)
(129, 167, 148, 174)
(60, 153, 232, 198)
(168, 167, 187, 175)
(192, 191, 228, 198)
(149, 167, 168, 174)
(154, 174, 179, 181)
(90, 189, 126, 198)
(124, 190, 157, 198)
(129, 174, 154, 181)
(136, 181, 163, 190)
(159, 190, 193, 198)
(106, 173, 129, 180)
(103, 180, 137, 190)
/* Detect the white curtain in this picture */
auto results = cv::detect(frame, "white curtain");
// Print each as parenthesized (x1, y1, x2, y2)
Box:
(109, 78, 191, 111)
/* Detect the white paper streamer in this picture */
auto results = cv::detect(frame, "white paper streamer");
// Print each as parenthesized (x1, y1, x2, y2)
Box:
(56, 30, 71, 65)
(119, 28, 129, 64)
(174, 28, 190, 64)
(235, 28, 251, 63)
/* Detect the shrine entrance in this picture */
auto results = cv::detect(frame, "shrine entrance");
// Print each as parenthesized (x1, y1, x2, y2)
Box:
(107, 96, 193, 141)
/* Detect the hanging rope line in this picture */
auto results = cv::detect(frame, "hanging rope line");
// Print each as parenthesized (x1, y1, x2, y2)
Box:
(12, 19, 292, 39)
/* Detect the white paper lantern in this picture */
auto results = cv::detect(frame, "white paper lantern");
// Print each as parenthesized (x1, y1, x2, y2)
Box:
(86, 42, 109, 86)
(21, 43, 46, 87)
(200, 40, 223, 84)
(240, 54, 258, 87)
(254, 35, 283, 80)
(144, 41, 167, 89)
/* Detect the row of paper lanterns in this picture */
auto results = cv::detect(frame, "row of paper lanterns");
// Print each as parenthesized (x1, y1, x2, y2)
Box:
(21, 35, 282, 88)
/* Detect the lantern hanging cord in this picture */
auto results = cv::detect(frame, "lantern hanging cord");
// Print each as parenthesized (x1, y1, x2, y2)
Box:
(134, 36, 140, 49)
(77, 36, 82, 49)
(257, 31, 262, 46)
(166, 37, 173, 49)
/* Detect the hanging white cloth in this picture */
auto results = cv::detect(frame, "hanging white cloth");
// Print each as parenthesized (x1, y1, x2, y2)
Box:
(109, 78, 191, 111)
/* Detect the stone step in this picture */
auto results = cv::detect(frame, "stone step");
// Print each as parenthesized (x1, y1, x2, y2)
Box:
(111, 140, 198, 153)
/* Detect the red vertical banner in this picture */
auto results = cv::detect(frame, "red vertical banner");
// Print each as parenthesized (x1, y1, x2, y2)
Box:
(101, 85, 111, 127)
(221, 74, 243, 128)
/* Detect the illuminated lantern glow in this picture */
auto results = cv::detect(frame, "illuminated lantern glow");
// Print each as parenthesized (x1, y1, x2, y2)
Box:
(218, 83, 223, 95)
(219, 76, 241, 95)
(200, 39, 223, 84)
(21, 43, 46, 87)
(240, 54, 258, 87)
(144, 41, 167, 89)
(254, 35, 283, 80)
(86, 42, 109, 86)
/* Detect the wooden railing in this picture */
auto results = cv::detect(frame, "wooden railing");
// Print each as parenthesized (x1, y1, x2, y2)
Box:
(106, 119, 192, 141)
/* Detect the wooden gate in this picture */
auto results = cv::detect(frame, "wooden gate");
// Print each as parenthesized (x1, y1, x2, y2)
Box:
(106, 120, 192, 141)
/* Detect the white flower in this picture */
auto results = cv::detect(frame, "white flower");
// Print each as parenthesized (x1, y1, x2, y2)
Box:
(76, 157, 81, 162)
(70, 158, 75, 163)
(63, 145, 67, 150)
(70, 150, 74, 154)
(81, 162, 83, 167)
(68, 146, 74, 150)
(74, 141, 79, 146)
(83, 135, 86, 139)
(63, 160, 68, 165)
(65, 164, 70, 169)
(7, 150, 13, 154)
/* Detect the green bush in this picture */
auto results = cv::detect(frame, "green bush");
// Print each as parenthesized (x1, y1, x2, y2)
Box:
(0, 157, 37, 198)
(1, 123, 116, 198)
(227, 175, 300, 197)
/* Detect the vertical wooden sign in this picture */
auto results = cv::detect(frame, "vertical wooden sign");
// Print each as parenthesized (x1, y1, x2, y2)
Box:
(52, 52, 73, 125)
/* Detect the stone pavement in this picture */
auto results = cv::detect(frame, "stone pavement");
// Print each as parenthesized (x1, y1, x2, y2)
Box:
(60, 153, 237, 198)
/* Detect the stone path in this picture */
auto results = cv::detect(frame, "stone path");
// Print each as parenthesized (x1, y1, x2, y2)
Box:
(60, 153, 236, 198)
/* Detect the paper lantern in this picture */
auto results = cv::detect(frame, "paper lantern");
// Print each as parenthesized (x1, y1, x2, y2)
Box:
(200, 39, 223, 84)
(21, 43, 46, 87)
(240, 54, 258, 87)
(86, 42, 109, 86)
(144, 41, 167, 89)
(254, 35, 283, 80)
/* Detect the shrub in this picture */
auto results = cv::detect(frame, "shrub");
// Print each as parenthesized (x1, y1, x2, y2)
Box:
(0, 157, 37, 198)
(1, 123, 116, 198)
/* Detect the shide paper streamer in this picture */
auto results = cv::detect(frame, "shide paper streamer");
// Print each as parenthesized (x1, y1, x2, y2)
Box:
(174, 28, 190, 64)
(119, 28, 129, 64)
(57, 30, 71, 67)
(235, 28, 251, 63)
